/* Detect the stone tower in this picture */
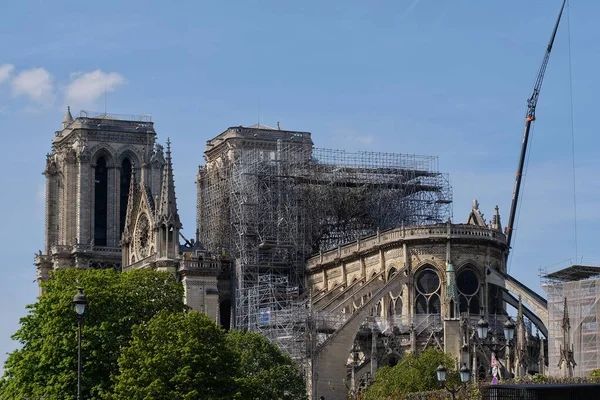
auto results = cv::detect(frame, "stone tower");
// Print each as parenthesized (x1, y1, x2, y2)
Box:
(35, 109, 164, 291)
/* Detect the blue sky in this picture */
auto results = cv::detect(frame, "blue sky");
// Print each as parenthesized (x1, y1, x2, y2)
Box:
(1, 0, 599, 366)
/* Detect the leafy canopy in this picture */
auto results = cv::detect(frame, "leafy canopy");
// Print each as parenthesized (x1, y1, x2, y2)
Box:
(227, 330, 308, 400)
(111, 312, 308, 400)
(110, 310, 237, 400)
(0, 268, 185, 400)
(361, 348, 456, 400)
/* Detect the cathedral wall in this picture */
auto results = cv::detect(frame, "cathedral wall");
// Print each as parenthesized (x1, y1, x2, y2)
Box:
(183, 276, 220, 322)
(307, 224, 507, 321)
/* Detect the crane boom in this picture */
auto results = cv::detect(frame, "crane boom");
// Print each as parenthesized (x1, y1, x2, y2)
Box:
(505, 0, 567, 252)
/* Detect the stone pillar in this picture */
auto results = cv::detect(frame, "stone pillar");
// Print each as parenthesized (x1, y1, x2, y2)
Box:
(76, 153, 91, 245)
(443, 319, 462, 361)
(107, 166, 118, 247)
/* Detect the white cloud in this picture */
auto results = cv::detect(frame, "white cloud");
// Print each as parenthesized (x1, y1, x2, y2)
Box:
(11, 67, 54, 104)
(65, 70, 126, 105)
(0, 64, 14, 84)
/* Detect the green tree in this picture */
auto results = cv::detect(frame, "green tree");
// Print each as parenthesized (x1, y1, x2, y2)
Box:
(361, 348, 456, 400)
(226, 330, 307, 400)
(0, 268, 185, 400)
(110, 310, 236, 400)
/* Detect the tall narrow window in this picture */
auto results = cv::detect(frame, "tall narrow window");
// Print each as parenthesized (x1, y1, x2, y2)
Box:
(94, 157, 108, 246)
(120, 158, 132, 236)
(457, 267, 481, 315)
(414, 266, 441, 314)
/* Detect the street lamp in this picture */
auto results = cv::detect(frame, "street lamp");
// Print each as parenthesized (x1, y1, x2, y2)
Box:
(72, 287, 88, 400)
(436, 364, 471, 400)
(476, 315, 516, 379)
(477, 316, 489, 340)
(503, 318, 516, 341)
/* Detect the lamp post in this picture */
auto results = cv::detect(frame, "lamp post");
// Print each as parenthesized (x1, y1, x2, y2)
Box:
(72, 287, 88, 400)
(476, 315, 515, 379)
(436, 363, 471, 400)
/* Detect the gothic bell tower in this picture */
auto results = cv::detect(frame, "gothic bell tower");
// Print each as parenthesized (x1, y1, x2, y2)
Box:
(35, 109, 165, 291)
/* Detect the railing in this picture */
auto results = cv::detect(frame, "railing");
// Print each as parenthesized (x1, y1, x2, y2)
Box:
(371, 314, 442, 335)
(52, 244, 122, 255)
(79, 110, 152, 122)
(92, 246, 121, 253)
(179, 259, 222, 271)
(307, 224, 507, 269)
(481, 384, 600, 400)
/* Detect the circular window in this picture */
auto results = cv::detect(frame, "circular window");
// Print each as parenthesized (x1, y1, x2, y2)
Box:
(457, 269, 479, 296)
(416, 268, 440, 295)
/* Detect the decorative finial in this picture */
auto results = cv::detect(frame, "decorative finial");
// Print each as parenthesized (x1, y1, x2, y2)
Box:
(472, 199, 479, 210)
(277, 121, 281, 130)
(62, 106, 74, 128)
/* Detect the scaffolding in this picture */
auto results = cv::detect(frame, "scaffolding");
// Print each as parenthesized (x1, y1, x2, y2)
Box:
(197, 126, 453, 358)
(246, 274, 307, 361)
(542, 266, 600, 377)
(306, 148, 452, 252)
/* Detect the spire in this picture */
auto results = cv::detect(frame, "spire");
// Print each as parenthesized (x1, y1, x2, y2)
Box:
(467, 199, 486, 226)
(122, 165, 138, 243)
(562, 297, 570, 331)
(559, 297, 576, 377)
(491, 205, 503, 232)
(62, 106, 73, 128)
(157, 138, 181, 227)
(514, 295, 528, 377)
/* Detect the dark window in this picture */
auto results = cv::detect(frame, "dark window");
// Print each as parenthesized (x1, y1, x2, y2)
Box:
(220, 299, 231, 330)
(416, 295, 428, 314)
(458, 268, 481, 315)
(457, 269, 479, 295)
(415, 266, 441, 314)
(429, 295, 440, 314)
(120, 158, 132, 236)
(488, 285, 502, 315)
(94, 157, 108, 246)
(416, 268, 440, 295)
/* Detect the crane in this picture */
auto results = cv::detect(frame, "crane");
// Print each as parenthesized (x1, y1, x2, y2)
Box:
(505, 0, 567, 252)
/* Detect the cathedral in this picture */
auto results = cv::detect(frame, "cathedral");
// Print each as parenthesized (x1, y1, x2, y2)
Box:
(35, 109, 547, 399)
(34, 109, 230, 325)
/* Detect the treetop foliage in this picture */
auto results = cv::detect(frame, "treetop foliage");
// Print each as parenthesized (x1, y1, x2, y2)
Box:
(0, 268, 308, 400)
(361, 348, 456, 400)
(0, 268, 185, 399)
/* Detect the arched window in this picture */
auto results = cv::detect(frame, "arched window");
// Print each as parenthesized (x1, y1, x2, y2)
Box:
(94, 157, 108, 246)
(120, 158, 132, 236)
(395, 298, 402, 315)
(457, 267, 481, 314)
(414, 266, 441, 314)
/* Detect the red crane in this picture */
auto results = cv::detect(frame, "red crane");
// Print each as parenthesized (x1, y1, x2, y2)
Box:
(505, 0, 567, 252)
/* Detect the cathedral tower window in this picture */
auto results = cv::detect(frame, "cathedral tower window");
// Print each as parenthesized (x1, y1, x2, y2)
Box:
(94, 156, 108, 246)
(415, 266, 441, 314)
(457, 266, 481, 314)
(120, 158, 132, 236)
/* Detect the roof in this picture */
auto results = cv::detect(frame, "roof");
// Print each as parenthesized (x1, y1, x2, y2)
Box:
(246, 123, 276, 130)
(543, 264, 600, 282)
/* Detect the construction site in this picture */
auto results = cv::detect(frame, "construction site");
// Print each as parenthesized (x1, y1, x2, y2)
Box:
(542, 265, 600, 377)
(196, 124, 452, 359)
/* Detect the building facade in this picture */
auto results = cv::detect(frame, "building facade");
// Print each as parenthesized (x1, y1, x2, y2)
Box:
(36, 110, 550, 399)
(35, 110, 229, 326)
